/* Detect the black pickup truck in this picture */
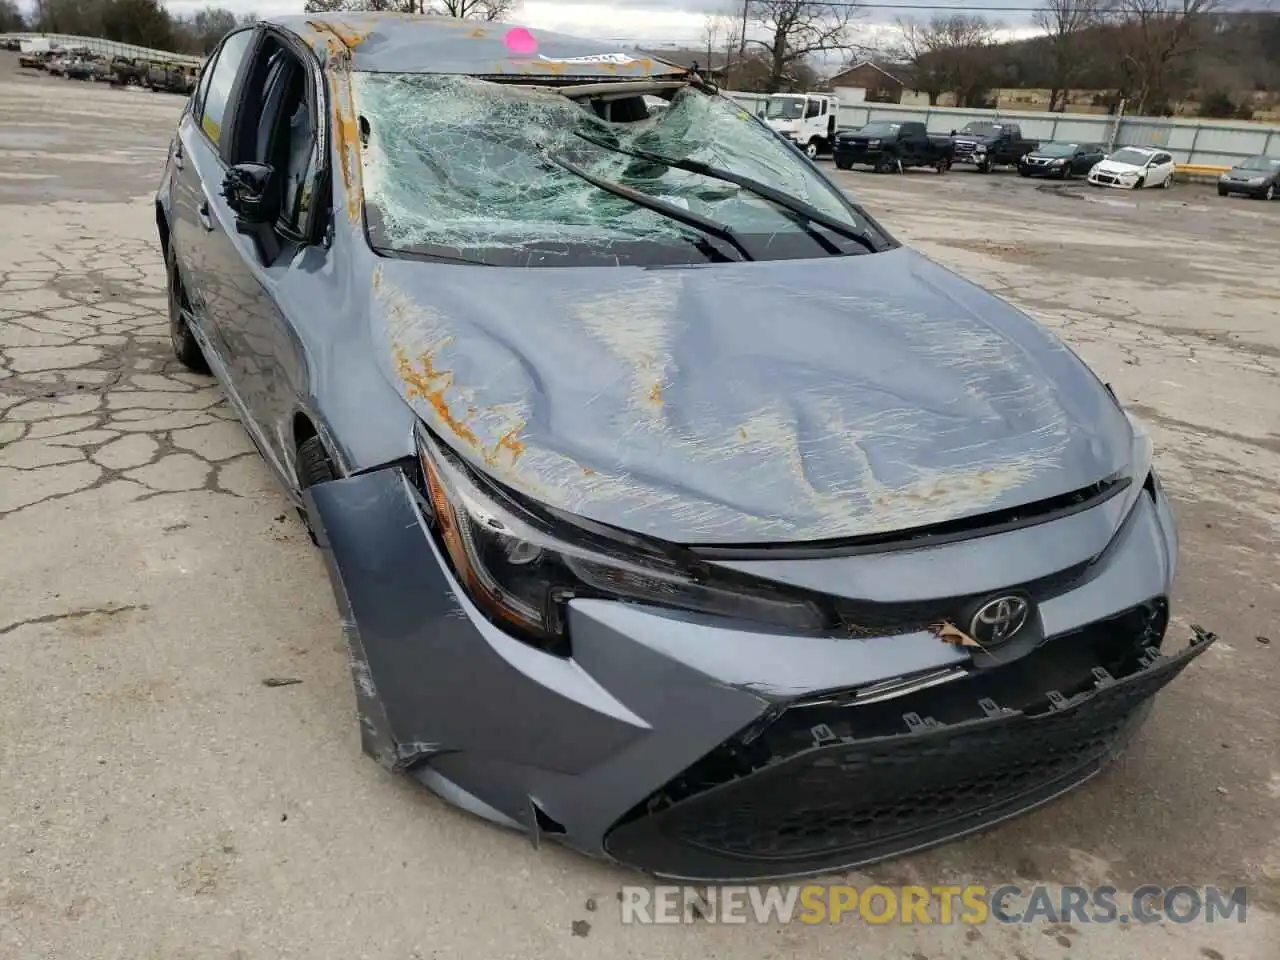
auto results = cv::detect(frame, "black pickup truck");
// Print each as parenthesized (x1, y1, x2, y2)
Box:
(833, 121, 955, 173)
(949, 121, 1039, 173)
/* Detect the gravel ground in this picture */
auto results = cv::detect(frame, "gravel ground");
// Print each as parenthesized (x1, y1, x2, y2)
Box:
(2, 57, 1278, 960)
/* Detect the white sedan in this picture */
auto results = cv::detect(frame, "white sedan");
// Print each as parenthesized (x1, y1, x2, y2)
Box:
(1087, 147, 1176, 190)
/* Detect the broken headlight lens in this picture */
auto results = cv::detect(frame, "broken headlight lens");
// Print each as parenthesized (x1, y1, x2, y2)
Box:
(414, 425, 826, 651)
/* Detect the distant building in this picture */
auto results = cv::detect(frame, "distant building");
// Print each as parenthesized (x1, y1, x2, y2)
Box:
(827, 60, 925, 106)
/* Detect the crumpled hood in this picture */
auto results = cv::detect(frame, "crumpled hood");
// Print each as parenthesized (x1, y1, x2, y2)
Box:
(1093, 159, 1145, 177)
(370, 247, 1132, 545)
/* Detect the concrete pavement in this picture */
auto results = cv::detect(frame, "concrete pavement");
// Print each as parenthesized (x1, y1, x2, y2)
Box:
(1, 60, 1277, 960)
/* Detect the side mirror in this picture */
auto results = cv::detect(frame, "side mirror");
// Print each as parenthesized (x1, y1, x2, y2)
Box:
(949, 128, 957, 136)
(221, 162, 282, 264)
(221, 162, 280, 224)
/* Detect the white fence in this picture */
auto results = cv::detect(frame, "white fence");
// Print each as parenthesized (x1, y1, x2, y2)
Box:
(724, 90, 1280, 168)
(1, 32, 203, 66)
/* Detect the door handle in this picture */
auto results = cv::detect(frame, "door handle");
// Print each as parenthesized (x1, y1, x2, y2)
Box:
(197, 200, 214, 232)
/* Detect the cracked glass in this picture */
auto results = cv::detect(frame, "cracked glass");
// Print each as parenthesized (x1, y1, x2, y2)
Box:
(352, 73, 873, 266)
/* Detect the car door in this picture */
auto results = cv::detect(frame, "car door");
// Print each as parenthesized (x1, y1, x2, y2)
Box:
(198, 30, 328, 490)
(902, 124, 924, 163)
(1155, 152, 1175, 185)
(168, 27, 256, 373)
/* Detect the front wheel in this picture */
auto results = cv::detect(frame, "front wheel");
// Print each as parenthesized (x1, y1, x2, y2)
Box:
(295, 434, 338, 545)
(166, 243, 210, 374)
(1218, 187, 1229, 197)
(1264, 184, 1276, 201)
(935, 159, 949, 174)
(804, 139, 820, 160)
(977, 159, 992, 174)
(1161, 174, 1172, 189)
(834, 158, 852, 170)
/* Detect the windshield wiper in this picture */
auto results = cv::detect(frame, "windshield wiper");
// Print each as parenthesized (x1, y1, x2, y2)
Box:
(542, 151, 753, 262)
(573, 129, 881, 255)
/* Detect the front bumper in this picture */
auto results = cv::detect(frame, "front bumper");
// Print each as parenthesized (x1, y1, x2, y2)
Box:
(1088, 172, 1139, 189)
(306, 467, 1210, 880)
(834, 142, 882, 164)
(1020, 162, 1069, 177)
(1219, 180, 1271, 197)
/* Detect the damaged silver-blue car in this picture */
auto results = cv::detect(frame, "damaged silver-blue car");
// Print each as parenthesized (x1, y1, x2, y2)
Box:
(155, 13, 1216, 881)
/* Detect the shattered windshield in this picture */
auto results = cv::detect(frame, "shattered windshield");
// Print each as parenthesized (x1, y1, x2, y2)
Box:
(763, 96, 805, 119)
(354, 74, 876, 266)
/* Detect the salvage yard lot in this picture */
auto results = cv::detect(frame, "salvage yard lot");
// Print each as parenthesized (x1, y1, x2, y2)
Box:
(2, 58, 1278, 960)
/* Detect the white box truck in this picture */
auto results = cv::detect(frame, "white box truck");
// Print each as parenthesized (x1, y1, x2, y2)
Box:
(757, 92, 839, 158)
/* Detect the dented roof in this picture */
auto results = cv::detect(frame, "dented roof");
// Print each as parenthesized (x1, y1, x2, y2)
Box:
(269, 13, 687, 78)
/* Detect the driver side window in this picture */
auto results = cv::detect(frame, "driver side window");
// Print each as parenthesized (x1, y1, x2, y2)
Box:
(805, 99, 821, 119)
(231, 38, 320, 246)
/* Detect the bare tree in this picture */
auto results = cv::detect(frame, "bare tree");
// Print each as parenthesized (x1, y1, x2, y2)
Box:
(1104, 0, 1218, 113)
(894, 15, 1000, 107)
(303, 0, 517, 17)
(430, 0, 517, 19)
(703, 13, 723, 67)
(0, 0, 24, 32)
(1033, 0, 1101, 110)
(745, 0, 861, 93)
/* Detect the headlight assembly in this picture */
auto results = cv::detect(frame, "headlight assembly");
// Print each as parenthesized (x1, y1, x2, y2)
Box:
(414, 425, 826, 653)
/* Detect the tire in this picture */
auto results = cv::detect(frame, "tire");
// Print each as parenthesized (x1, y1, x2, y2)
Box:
(977, 160, 992, 174)
(834, 158, 851, 170)
(166, 243, 210, 374)
(1019, 169, 1030, 177)
(1263, 184, 1275, 201)
(296, 435, 337, 489)
(1135, 177, 1145, 189)
(804, 139, 820, 160)
(1161, 174, 1172, 189)
(935, 159, 948, 174)
(1061, 167, 1072, 180)
(1218, 187, 1229, 197)
(296, 435, 337, 545)
(875, 154, 895, 174)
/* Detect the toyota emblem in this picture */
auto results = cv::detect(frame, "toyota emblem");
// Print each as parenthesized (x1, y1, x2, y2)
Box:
(969, 595, 1031, 647)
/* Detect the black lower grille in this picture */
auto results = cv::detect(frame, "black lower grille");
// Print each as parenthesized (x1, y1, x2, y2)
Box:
(604, 614, 1214, 881)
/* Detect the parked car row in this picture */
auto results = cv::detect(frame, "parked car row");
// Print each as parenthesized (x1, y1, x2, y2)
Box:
(832, 120, 1042, 176)
(17, 47, 200, 94)
(830, 121, 1278, 202)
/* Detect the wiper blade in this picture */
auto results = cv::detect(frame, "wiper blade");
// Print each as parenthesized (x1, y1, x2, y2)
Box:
(573, 129, 881, 254)
(542, 151, 753, 262)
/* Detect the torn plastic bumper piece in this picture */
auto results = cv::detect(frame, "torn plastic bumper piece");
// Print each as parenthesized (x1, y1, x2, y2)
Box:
(304, 466, 1215, 881)
(603, 624, 1216, 881)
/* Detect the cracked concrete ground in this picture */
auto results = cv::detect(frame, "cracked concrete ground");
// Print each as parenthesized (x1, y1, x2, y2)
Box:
(2, 59, 1278, 960)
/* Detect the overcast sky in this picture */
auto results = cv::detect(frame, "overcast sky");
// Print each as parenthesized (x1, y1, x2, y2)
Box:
(15, 0, 1045, 58)
(152, 0, 1045, 49)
